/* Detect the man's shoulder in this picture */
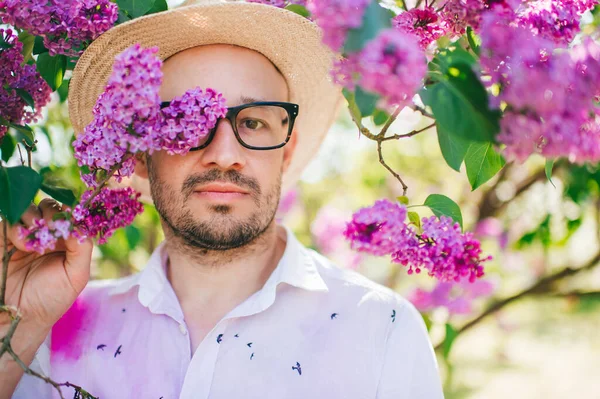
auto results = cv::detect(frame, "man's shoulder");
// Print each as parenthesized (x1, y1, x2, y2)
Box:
(80, 272, 140, 299)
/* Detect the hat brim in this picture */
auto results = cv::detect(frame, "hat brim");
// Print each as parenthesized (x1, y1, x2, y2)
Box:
(68, 0, 343, 201)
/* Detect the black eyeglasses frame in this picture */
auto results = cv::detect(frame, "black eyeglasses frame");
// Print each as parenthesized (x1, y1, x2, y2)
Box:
(159, 100, 300, 151)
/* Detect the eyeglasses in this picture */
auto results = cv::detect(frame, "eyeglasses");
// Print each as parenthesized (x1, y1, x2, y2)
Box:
(159, 101, 299, 151)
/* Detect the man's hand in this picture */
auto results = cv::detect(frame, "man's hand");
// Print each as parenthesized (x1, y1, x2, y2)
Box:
(0, 198, 93, 398)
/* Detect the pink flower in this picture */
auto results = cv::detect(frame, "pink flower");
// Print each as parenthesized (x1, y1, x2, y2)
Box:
(409, 278, 496, 315)
(0, 0, 118, 56)
(312, 205, 363, 269)
(307, 0, 370, 52)
(72, 187, 143, 244)
(73, 44, 164, 185)
(336, 29, 426, 109)
(345, 200, 491, 282)
(158, 87, 227, 155)
(18, 218, 72, 254)
(0, 28, 52, 138)
(393, 7, 448, 49)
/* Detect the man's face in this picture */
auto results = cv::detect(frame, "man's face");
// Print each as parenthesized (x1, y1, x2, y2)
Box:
(136, 44, 296, 250)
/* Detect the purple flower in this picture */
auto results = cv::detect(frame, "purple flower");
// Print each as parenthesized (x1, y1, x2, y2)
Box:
(307, 0, 370, 52)
(345, 200, 491, 282)
(158, 87, 227, 155)
(336, 29, 426, 109)
(393, 7, 448, 49)
(0, 0, 118, 56)
(72, 187, 143, 244)
(0, 28, 52, 138)
(344, 199, 408, 256)
(18, 218, 72, 254)
(73, 44, 164, 185)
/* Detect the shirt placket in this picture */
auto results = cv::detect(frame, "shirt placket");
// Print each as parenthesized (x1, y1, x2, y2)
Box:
(178, 318, 231, 399)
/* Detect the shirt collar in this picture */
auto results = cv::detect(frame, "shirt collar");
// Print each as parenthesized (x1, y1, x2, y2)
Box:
(108, 225, 328, 318)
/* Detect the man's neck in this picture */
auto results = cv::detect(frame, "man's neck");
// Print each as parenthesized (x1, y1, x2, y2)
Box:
(164, 222, 287, 320)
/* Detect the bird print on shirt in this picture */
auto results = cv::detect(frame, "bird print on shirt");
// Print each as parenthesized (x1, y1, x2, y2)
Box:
(217, 334, 223, 344)
(234, 334, 239, 338)
(391, 309, 396, 322)
(96, 344, 106, 351)
(247, 342, 253, 348)
(292, 362, 302, 375)
(114, 345, 122, 358)
(250, 352, 254, 360)
(330, 313, 338, 320)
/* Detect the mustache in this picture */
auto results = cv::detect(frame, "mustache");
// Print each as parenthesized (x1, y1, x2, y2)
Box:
(181, 169, 261, 198)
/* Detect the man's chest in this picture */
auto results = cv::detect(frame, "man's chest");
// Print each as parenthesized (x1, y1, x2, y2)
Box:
(49, 312, 384, 399)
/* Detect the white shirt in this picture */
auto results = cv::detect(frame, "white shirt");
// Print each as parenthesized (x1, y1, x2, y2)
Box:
(14, 226, 444, 399)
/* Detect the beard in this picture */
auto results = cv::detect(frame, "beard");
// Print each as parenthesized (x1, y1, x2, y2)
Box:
(148, 161, 281, 251)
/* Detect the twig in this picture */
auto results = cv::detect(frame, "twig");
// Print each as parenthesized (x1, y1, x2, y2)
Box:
(380, 122, 436, 141)
(414, 105, 435, 119)
(0, 221, 17, 307)
(16, 144, 24, 166)
(377, 139, 408, 196)
(22, 140, 36, 168)
(377, 106, 402, 139)
(434, 250, 600, 351)
(81, 157, 131, 209)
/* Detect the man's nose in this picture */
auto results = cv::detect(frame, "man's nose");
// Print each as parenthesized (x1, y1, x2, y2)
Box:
(199, 118, 246, 170)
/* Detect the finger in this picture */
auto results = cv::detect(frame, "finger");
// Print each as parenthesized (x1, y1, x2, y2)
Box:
(19, 203, 42, 227)
(63, 236, 93, 294)
(38, 198, 62, 223)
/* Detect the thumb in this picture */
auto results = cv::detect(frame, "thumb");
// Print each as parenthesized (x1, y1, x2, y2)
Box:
(63, 236, 93, 294)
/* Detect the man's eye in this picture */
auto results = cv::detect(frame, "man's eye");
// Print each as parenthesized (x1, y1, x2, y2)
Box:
(241, 119, 263, 130)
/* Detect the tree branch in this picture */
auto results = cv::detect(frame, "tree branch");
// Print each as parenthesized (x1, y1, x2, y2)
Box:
(377, 139, 408, 196)
(434, 251, 600, 351)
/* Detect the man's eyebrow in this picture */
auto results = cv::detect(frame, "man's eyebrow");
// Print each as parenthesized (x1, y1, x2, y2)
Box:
(238, 95, 266, 105)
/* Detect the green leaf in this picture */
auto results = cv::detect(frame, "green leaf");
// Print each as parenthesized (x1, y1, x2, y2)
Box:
(57, 79, 70, 103)
(36, 53, 67, 91)
(116, 0, 156, 19)
(125, 225, 142, 249)
(14, 88, 35, 109)
(420, 63, 501, 143)
(436, 124, 470, 172)
(408, 211, 421, 229)
(464, 141, 505, 190)
(428, 44, 477, 77)
(33, 36, 48, 55)
(397, 196, 409, 205)
(1, 134, 16, 163)
(0, 166, 42, 224)
(18, 31, 35, 63)
(40, 183, 77, 207)
(343, 0, 392, 54)
(145, 0, 168, 15)
(354, 87, 379, 118)
(423, 194, 463, 230)
(443, 323, 459, 360)
(545, 159, 556, 188)
(373, 109, 390, 126)
(285, 4, 310, 17)
(343, 88, 363, 122)
(466, 27, 481, 56)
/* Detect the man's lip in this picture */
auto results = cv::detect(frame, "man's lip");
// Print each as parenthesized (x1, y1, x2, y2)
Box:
(195, 183, 249, 194)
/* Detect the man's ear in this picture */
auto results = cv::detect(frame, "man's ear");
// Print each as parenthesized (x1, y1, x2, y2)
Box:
(282, 129, 298, 173)
(134, 153, 149, 179)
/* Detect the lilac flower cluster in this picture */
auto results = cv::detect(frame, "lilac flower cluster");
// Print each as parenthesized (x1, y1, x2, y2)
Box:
(159, 88, 227, 155)
(73, 44, 164, 184)
(409, 278, 495, 315)
(0, 28, 52, 139)
(307, 0, 370, 52)
(19, 187, 144, 253)
(344, 199, 490, 282)
(393, 7, 448, 50)
(246, 0, 306, 8)
(0, 0, 118, 56)
(72, 187, 143, 244)
(440, 0, 598, 45)
(18, 219, 71, 254)
(480, 11, 600, 163)
(334, 29, 426, 109)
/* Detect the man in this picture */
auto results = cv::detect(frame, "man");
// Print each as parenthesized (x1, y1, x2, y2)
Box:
(1, 0, 444, 398)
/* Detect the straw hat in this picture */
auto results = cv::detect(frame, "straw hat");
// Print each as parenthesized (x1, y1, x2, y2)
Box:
(68, 0, 343, 201)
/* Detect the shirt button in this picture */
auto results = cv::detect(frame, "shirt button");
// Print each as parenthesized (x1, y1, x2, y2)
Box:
(179, 323, 188, 335)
